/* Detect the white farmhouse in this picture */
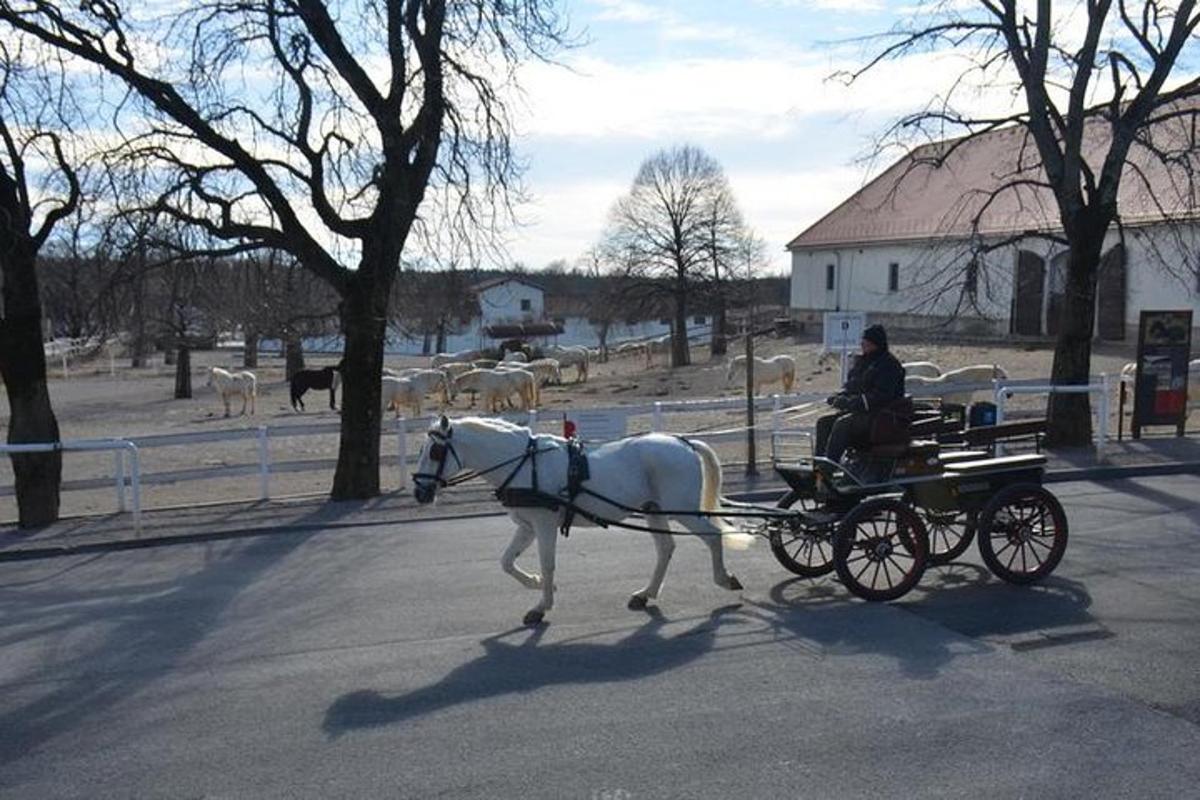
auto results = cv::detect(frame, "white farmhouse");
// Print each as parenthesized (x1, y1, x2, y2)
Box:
(788, 114, 1200, 341)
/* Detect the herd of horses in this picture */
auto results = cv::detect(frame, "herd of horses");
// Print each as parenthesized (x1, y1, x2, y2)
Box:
(204, 344, 1199, 423)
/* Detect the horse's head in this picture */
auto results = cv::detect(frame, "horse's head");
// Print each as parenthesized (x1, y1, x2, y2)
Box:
(413, 415, 460, 504)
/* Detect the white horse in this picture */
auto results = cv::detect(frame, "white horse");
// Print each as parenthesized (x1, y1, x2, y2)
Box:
(455, 368, 538, 412)
(645, 335, 672, 368)
(430, 349, 481, 369)
(509, 358, 562, 387)
(501, 350, 529, 363)
(544, 345, 590, 382)
(725, 355, 796, 394)
(411, 416, 751, 625)
(206, 367, 257, 417)
(907, 364, 1008, 407)
(381, 370, 451, 418)
(902, 361, 943, 379)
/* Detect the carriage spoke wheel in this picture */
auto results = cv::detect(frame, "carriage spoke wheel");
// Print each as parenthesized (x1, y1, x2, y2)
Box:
(976, 484, 1068, 584)
(924, 509, 976, 566)
(833, 498, 928, 602)
(769, 491, 836, 578)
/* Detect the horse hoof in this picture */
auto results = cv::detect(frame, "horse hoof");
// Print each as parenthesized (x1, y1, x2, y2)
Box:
(523, 609, 545, 626)
(727, 576, 744, 591)
(627, 594, 649, 611)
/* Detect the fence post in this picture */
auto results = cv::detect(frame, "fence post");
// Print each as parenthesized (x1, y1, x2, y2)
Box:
(397, 417, 408, 491)
(652, 401, 664, 433)
(256, 426, 270, 501)
(62, 352, 69, 380)
(128, 444, 142, 535)
(993, 384, 1008, 456)
(114, 448, 126, 512)
(1096, 374, 1111, 454)
(528, 409, 538, 432)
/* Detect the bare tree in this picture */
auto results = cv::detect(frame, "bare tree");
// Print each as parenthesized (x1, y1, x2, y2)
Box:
(577, 244, 639, 362)
(846, 0, 1200, 446)
(0, 40, 81, 527)
(0, 0, 570, 497)
(606, 145, 750, 367)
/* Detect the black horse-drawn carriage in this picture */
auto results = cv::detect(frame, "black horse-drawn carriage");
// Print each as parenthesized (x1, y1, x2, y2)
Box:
(761, 403, 1068, 602)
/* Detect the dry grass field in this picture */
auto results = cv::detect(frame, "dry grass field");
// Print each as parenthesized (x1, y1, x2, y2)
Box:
(0, 335, 1148, 522)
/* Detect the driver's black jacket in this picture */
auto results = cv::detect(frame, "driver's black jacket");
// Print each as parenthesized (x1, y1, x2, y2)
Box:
(834, 350, 906, 414)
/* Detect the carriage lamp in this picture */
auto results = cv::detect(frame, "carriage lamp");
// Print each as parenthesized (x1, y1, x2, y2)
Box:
(563, 419, 577, 438)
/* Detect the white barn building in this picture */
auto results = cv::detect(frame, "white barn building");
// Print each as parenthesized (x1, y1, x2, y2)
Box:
(788, 117, 1200, 341)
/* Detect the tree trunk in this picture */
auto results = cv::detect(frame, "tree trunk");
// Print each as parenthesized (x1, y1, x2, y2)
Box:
(597, 322, 610, 363)
(129, 272, 146, 368)
(435, 319, 447, 354)
(284, 335, 305, 380)
(174, 345, 191, 398)
(1045, 236, 1102, 448)
(332, 282, 386, 499)
(672, 284, 690, 367)
(710, 298, 728, 357)
(422, 330, 432, 356)
(0, 246, 62, 528)
(243, 329, 259, 368)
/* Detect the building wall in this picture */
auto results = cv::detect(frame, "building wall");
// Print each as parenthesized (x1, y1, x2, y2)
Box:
(790, 223, 1200, 338)
(477, 280, 544, 326)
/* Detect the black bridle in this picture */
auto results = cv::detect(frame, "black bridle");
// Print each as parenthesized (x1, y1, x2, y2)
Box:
(412, 425, 556, 495)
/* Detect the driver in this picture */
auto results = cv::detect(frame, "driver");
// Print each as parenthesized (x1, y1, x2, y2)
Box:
(815, 323, 905, 467)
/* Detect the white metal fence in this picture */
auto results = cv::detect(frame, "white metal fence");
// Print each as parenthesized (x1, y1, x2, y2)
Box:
(2, 375, 1124, 530)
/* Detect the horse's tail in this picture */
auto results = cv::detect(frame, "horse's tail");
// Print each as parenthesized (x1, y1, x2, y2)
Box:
(692, 439, 754, 550)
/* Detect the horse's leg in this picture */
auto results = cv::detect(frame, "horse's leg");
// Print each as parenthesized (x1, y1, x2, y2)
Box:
(501, 519, 542, 590)
(240, 391, 248, 415)
(628, 514, 675, 611)
(523, 518, 559, 626)
(679, 516, 743, 592)
(223, 393, 231, 418)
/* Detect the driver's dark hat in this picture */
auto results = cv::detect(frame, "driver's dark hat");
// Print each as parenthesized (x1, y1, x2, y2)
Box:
(862, 324, 888, 349)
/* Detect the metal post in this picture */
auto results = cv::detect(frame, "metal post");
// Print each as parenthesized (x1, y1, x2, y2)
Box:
(1097, 374, 1110, 454)
(62, 353, 69, 380)
(256, 426, 270, 500)
(745, 331, 757, 476)
(993, 385, 1008, 457)
(397, 417, 408, 491)
(1118, 378, 1127, 441)
(528, 409, 538, 432)
(114, 449, 126, 512)
(127, 444, 142, 535)
(652, 401, 664, 433)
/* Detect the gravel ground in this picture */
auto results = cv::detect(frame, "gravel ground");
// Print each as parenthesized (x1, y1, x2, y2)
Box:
(0, 335, 1165, 522)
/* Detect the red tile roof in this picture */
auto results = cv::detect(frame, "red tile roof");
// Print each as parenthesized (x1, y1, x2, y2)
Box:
(788, 106, 1200, 250)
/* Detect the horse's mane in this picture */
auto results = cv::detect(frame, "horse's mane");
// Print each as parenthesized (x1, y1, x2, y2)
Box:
(448, 416, 529, 436)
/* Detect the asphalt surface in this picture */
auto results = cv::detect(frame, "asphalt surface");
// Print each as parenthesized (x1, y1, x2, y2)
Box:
(1, 476, 1198, 799)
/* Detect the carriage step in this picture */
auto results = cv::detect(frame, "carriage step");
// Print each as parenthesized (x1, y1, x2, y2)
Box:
(937, 450, 990, 464)
(944, 454, 1047, 475)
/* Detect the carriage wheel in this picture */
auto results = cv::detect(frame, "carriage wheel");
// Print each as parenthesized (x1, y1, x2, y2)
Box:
(833, 498, 928, 602)
(768, 491, 836, 578)
(976, 484, 1068, 584)
(924, 509, 976, 566)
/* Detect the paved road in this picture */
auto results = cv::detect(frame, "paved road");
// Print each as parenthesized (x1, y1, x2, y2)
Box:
(1, 477, 1198, 799)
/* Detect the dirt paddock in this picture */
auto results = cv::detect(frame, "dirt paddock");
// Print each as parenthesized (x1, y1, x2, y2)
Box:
(0, 335, 1155, 522)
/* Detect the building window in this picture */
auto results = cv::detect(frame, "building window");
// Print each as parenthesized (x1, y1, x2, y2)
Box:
(888, 262, 900, 292)
(520, 299, 531, 312)
(825, 263, 836, 291)
(694, 315, 707, 325)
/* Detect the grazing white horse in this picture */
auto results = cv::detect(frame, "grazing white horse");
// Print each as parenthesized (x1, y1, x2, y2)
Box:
(902, 361, 943, 379)
(645, 335, 672, 368)
(544, 345, 590, 382)
(206, 367, 257, 417)
(430, 349, 481, 369)
(906, 364, 1008, 407)
(412, 416, 751, 625)
(725, 355, 796, 394)
(455, 368, 538, 412)
(507, 358, 561, 387)
(381, 370, 451, 418)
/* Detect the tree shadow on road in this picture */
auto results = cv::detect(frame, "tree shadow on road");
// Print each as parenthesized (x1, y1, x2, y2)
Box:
(322, 604, 743, 738)
(0, 502, 356, 767)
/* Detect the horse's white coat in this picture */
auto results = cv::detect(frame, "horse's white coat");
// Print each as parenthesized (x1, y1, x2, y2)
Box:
(430, 349, 481, 369)
(501, 351, 529, 363)
(455, 368, 538, 412)
(906, 364, 1008, 407)
(725, 355, 796, 394)
(543, 345, 590, 382)
(412, 417, 750, 624)
(207, 367, 257, 417)
(381, 370, 450, 417)
(902, 361, 943, 379)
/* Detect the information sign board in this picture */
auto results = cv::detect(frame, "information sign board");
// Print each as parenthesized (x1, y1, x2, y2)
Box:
(1133, 310, 1193, 438)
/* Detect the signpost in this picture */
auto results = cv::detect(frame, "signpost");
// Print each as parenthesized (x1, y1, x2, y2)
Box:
(1132, 310, 1193, 439)
(822, 311, 867, 384)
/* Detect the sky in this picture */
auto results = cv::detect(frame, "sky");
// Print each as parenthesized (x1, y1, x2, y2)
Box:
(500, 0, 961, 275)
